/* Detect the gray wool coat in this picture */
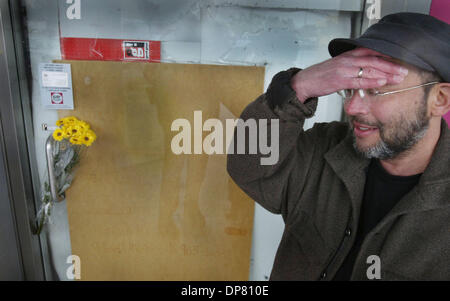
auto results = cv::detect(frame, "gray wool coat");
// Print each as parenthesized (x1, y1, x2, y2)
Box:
(227, 69, 450, 281)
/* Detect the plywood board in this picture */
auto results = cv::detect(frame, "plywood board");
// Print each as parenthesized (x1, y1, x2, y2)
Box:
(56, 60, 264, 280)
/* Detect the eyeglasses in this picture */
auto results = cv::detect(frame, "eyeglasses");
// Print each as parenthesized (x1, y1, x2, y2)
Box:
(338, 81, 440, 102)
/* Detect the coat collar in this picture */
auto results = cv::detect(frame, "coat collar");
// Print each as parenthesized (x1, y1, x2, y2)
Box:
(390, 119, 450, 215)
(324, 128, 370, 223)
(418, 119, 450, 185)
(325, 119, 450, 221)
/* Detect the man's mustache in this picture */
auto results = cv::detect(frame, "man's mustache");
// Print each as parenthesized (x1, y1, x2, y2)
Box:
(347, 116, 381, 128)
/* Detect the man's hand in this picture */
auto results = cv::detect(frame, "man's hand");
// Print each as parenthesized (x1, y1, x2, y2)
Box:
(291, 48, 409, 103)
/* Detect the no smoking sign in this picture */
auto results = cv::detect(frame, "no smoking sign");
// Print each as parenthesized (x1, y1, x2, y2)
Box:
(51, 92, 64, 104)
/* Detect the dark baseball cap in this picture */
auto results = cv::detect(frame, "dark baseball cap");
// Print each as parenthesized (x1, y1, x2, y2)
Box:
(328, 13, 450, 82)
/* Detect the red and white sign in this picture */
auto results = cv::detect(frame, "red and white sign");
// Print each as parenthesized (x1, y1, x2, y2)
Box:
(51, 92, 64, 104)
(123, 41, 149, 60)
(60, 37, 161, 62)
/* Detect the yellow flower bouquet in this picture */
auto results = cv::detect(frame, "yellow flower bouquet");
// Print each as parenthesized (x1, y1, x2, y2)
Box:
(53, 116, 96, 146)
(34, 116, 97, 235)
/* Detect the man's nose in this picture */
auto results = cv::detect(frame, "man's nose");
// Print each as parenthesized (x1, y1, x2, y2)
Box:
(344, 90, 370, 116)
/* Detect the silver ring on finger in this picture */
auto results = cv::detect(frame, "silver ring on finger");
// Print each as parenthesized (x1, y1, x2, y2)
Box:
(358, 67, 363, 78)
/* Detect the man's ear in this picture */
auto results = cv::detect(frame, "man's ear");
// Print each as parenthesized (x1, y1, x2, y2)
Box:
(430, 83, 450, 117)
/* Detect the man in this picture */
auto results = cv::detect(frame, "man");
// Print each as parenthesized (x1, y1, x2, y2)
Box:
(227, 13, 450, 280)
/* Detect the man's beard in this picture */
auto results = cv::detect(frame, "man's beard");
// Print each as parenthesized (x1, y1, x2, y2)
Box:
(348, 101, 430, 160)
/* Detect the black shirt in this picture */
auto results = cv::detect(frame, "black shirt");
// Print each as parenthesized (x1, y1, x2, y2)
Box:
(332, 159, 422, 280)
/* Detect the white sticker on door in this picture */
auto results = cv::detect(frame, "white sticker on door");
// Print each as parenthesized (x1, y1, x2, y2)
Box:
(39, 63, 74, 110)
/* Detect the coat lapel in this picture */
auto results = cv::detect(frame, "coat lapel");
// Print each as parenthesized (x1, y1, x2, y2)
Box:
(324, 130, 370, 224)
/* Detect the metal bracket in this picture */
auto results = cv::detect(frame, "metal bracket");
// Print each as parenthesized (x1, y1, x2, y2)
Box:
(42, 123, 58, 131)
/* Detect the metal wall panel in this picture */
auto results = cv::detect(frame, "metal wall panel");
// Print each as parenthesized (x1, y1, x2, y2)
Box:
(0, 122, 23, 280)
(0, 0, 45, 280)
(212, 0, 363, 11)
